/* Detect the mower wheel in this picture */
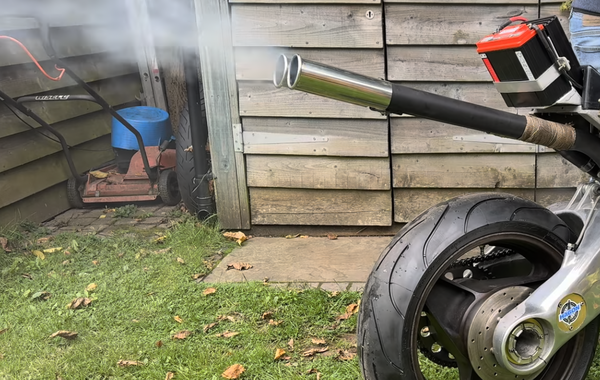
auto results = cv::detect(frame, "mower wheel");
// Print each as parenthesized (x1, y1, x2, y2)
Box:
(158, 169, 181, 206)
(67, 177, 85, 209)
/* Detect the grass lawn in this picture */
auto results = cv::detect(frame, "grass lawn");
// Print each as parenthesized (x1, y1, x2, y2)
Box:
(0, 215, 361, 380)
(2, 212, 600, 380)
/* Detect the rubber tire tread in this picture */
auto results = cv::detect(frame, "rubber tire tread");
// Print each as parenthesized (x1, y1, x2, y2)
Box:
(357, 192, 599, 380)
(66, 177, 85, 209)
(158, 169, 181, 206)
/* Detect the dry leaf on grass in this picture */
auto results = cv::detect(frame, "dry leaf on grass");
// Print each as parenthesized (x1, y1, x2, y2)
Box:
(33, 250, 45, 260)
(274, 348, 286, 360)
(117, 360, 143, 367)
(327, 233, 338, 240)
(268, 319, 283, 326)
(307, 368, 322, 379)
(336, 349, 357, 361)
(50, 330, 78, 340)
(0, 353, 4, 360)
(261, 311, 273, 320)
(43, 247, 62, 254)
(337, 303, 359, 321)
(215, 331, 239, 338)
(154, 235, 167, 244)
(222, 364, 245, 379)
(31, 291, 52, 301)
(285, 234, 300, 239)
(99, 215, 107, 219)
(223, 232, 248, 246)
(311, 338, 326, 346)
(0, 237, 11, 252)
(86, 283, 97, 292)
(155, 247, 172, 254)
(36, 237, 51, 244)
(302, 347, 329, 357)
(156, 340, 163, 348)
(165, 372, 175, 380)
(203, 287, 217, 296)
(176, 257, 185, 264)
(62, 260, 70, 266)
(90, 170, 108, 179)
(92, 260, 99, 266)
(328, 291, 340, 298)
(172, 330, 192, 340)
(203, 322, 218, 333)
(217, 315, 236, 322)
(0, 328, 8, 335)
(174, 316, 183, 324)
(288, 338, 294, 351)
(67, 297, 92, 309)
(226, 262, 253, 271)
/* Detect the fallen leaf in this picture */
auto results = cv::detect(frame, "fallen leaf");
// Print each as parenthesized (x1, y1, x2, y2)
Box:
(223, 231, 247, 246)
(155, 247, 172, 254)
(165, 372, 175, 380)
(22, 273, 32, 280)
(203, 322, 218, 333)
(36, 237, 51, 245)
(302, 347, 329, 357)
(174, 316, 183, 324)
(288, 338, 294, 351)
(192, 273, 204, 280)
(203, 287, 217, 296)
(33, 250, 45, 260)
(62, 260, 70, 265)
(274, 348, 286, 360)
(311, 338, 326, 345)
(261, 311, 273, 320)
(0, 328, 8, 335)
(156, 340, 163, 348)
(99, 215, 107, 219)
(226, 262, 253, 271)
(43, 247, 62, 253)
(0, 237, 11, 252)
(92, 260, 99, 265)
(328, 291, 340, 297)
(217, 315, 236, 322)
(172, 330, 192, 340)
(268, 319, 283, 326)
(327, 233, 338, 240)
(285, 234, 300, 239)
(300, 235, 309, 238)
(64, 250, 71, 256)
(132, 319, 139, 323)
(176, 257, 185, 264)
(86, 283, 97, 292)
(336, 349, 357, 361)
(50, 330, 78, 340)
(104, 208, 116, 214)
(263, 277, 269, 284)
(222, 364, 245, 379)
(31, 291, 52, 301)
(337, 303, 359, 321)
(0, 353, 3, 360)
(67, 297, 92, 309)
(184, 145, 193, 152)
(90, 170, 109, 179)
(117, 360, 143, 367)
(216, 331, 240, 338)
(154, 235, 167, 244)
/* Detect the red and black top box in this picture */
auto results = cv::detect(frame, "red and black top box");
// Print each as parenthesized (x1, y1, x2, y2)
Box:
(476, 16, 581, 108)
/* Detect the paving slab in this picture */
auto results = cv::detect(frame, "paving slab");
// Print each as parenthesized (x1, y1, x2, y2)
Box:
(203, 237, 391, 283)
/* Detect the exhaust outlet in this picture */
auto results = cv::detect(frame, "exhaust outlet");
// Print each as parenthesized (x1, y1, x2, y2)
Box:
(285, 54, 392, 110)
(273, 55, 289, 88)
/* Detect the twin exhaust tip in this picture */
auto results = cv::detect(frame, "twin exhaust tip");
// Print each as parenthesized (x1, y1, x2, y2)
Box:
(273, 54, 301, 89)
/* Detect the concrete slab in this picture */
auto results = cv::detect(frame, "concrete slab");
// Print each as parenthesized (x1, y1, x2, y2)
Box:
(203, 236, 391, 283)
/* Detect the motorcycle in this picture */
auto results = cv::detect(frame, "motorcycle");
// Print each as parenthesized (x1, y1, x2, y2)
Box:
(274, 15, 600, 380)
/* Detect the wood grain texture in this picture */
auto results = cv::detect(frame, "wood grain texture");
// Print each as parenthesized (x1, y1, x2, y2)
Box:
(387, 46, 489, 81)
(536, 188, 577, 208)
(391, 118, 536, 154)
(0, 136, 113, 209)
(235, 48, 385, 81)
(392, 154, 535, 188)
(1, 52, 137, 98)
(250, 188, 392, 225)
(238, 82, 385, 119)
(0, 182, 70, 226)
(246, 155, 390, 190)
(385, 4, 537, 45)
(231, 4, 383, 48)
(393, 188, 534, 223)
(231, 0, 380, 3)
(0, 74, 140, 140)
(386, 0, 536, 2)
(242, 117, 388, 157)
(536, 153, 589, 188)
(0, 111, 112, 173)
(196, 0, 250, 229)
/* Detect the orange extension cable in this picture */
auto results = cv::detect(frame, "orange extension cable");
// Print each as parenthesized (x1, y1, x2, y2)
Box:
(0, 35, 65, 81)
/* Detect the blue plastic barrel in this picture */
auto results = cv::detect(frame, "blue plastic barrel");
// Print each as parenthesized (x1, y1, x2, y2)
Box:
(111, 106, 172, 150)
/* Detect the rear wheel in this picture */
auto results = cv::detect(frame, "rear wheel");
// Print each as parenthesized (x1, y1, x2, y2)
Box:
(158, 169, 181, 206)
(66, 177, 84, 208)
(357, 193, 599, 380)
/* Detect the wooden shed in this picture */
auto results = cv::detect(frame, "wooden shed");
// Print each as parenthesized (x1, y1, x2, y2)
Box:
(196, 0, 584, 229)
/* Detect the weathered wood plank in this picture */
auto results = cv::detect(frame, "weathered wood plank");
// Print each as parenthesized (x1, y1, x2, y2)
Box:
(231, 0, 380, 3)
(536, 188, 577, 208)
(250, 188, 392, 225)
(0, 183, 70, 226)
(394, 188, 535, 223)
(246, 155, 390, 190)
(391, 118, 536, 154)
(0, 136, 113, 209)
(0, 111, 113, 173)
(387, 46, 489, 81)
(235, 48, 385, 81)
(536, 153, 589, 188)
(231, 4, 383, 48)
(238, 82, 385, 119)
(242, 118, 388, 157)
(396, 82, 511, 112)
(385, 4, 538, 45)
(386, 0, 536, 3)
(0, 74, 140, 140)
(1, 52, 137, 98)
(392, 154, 535, 188)
(0, 25, 131, 67)
(196, 0, 251, 229)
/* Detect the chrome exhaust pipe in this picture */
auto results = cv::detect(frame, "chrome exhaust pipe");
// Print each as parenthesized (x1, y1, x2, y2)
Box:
(285, 54, 392, 110)
(273, 54, 289, 88)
